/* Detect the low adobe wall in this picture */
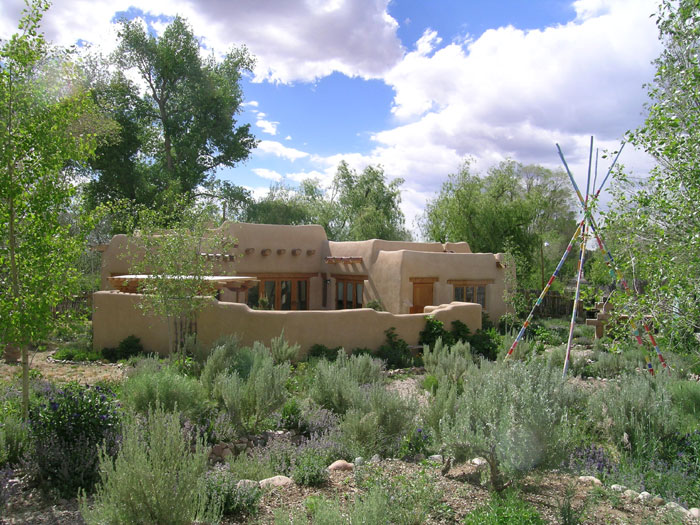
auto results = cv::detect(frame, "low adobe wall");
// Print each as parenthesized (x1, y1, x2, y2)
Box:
(92, 291, 482, 356)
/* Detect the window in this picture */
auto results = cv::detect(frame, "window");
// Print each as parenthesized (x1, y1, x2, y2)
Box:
(334, 276, 365, 309)
(449, 280, 493, 310)
(246, 275, 311, 310)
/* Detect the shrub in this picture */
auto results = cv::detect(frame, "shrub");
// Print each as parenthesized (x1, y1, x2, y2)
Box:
(199, 466, 261, 518)
(398, 426, 432, 459)
(53, 347, 103, 362)
(463, 490, 545, 525)
(339, 385, 416, 458)
(468, 328, 500, 360)
(421, 381, 458, 442)
(451, 319, 471, 343)
(419, 317, 453, 349)
(102, 335, 144, 362)
(269, 332, 300, 364)
(441, 361, 575, 491)
(29, 384, 119, 497)
(366, 299, 384, 311)
(80, 406, 209, 525)
(377, 328, 414, 369)
(423, 338, 472, 388)
(309, 351, 383, 415)
(307, 343, 343, 361)
(214, 354, 290, 434)
(587, 374, 678, 456)
(0, 413, 29, 467)
(121, 364, 210, 422)
(291, 448, 329, 486)
(227, 449, 276, 481)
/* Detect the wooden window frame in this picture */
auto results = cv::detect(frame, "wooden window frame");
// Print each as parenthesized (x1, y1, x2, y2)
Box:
(333, 274, 367, 310)
(448, 279, 494, 310)
(245, 273, 315, 310)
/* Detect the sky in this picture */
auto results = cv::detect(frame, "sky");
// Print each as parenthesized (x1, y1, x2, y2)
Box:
(0, 0, 663, 235)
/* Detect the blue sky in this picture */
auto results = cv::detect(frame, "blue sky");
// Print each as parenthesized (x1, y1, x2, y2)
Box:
(0, 0, 662, 234)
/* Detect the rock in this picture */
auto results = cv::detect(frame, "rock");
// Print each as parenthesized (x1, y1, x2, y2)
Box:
(577, 475, 603, 486)
(428, 454, 443, 463)
(663, 502, 690, 516)
(471, 457, 488, 467)
(369, 454, 381, 463)
(610, 484, 627, 492)
(623, 490, 640, 499)
(236, 479, 260, 490)
(414, 453, 425, 461)
(689, 508, 700, 519)
(221, 447, 232, 459)
(651, 497, 665, 507)
(354, 457, 364, 466)
(328, 459, 354, 472)
(636, 491, 652, 503)
(259, 475, 294, 488)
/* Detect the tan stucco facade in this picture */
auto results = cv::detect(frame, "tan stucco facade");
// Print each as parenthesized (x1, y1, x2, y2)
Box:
(95, 222, 510, 354)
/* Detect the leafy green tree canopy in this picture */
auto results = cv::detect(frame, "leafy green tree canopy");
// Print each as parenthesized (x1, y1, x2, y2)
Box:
(84, 15, 257, 218)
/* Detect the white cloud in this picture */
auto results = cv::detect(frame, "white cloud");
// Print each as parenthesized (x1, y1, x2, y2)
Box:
(256, 140, 309, 161)
(252, 168, 283, 182)
(256, 118, 279, 135)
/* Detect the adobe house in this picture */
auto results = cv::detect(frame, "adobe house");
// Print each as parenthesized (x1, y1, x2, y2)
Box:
(93, 222, 511, 355)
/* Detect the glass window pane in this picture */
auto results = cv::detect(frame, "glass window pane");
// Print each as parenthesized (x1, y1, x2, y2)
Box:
(280, 280, 292, 310)
(355, 283, 363, 308)
(297, 281, 308, 310)
(246, 284, 259, 308)
(347, 282, 353, 306)
(465, 286, 474, 303)
(265, 281, 276, 309)
(337, 281, 344, 309)
(477, 285, 486, 307)
(454, 286, 464, 302)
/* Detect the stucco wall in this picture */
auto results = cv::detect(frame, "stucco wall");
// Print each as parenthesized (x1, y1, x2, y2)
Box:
(92, 291, 482, 356)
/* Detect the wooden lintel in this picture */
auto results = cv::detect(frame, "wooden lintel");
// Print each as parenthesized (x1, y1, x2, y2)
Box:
(324, 256, 363, 264)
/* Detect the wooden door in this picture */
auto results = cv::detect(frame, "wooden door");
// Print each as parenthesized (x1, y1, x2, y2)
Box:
(410, 282, 434, 314)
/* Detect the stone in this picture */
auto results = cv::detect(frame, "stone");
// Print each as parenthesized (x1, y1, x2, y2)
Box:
(636, 491, 652, 503)
(689, 508, 700, 519)
(577, 475, 603, 486)
(259, 475, 294, 488)
(428, 454, 443, 463)
(610, 484, 627, 492)
(651, 497, 665, 507)
(369, 454, 381, 463)
(221, 447, 233, 459)
(471, 457, 488, 467)
(663, 502, 690, 516)
(623, 490, 640, 499)
(236, 479, 260, 490)
(328, 460, 354, 472)
(211, 443, 225, 457)
(354, 457, 364, 466)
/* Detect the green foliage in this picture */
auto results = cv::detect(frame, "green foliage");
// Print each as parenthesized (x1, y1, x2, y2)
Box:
(309, 351, 384, 415)
(339, 385, 416, 458)
(291, 448, 329, 486)
(199, 338, 255, 395)
(269, 332, 301, 364)
(419, 317, 452, 348)
(213, 353, 290, 434)
(307, 343, 343, 361)
(366, 299, 385, 311)
(422, 338, 473, 389)
(421, 160, 577, 286)
(377, 327, 415, 369)
(398, 426, 432, 459)
(29, 384, 120, 497)
(79, 406, 209, 525)
(53, 347, 103, 362)
(463, 490, 545, 525)
(199, 467, 261, 518)
(421, 382, 459, 442)
(101, 334, 144, 362)
(227, 450, 276, 481)
(121, 363, 210, 422)
(0, 412, 28, 467)
(441, 361, 576, 491)
(587, 374, 678, 455)
(0, 0, 110, 418)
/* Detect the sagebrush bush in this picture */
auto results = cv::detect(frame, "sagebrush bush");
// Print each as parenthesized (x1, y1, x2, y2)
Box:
(29, 384, 119, 497)
(309, 351, 383, 415)
(269, 332, 300, 364)
(587, 373, 678, 456)
(441, 360, 576, 491)
(291, 448, 329, 486)
(0, 413, 28, 467)
(228, 449, 277, 481)
(121, 364, 210, 422)
(423, 338, 473, 388)
(339, 385, 416, 458)
(421, 381, 459, 442)
(214, 353, 290, 434)
(199, 466, 261, 518)
(80, 406, 209, 525)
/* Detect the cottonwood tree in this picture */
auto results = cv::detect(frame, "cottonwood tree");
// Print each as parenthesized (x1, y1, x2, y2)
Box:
(84, 15, 257, 219)
(605, 0, 700, 350)
(0, 1, 108, 418)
